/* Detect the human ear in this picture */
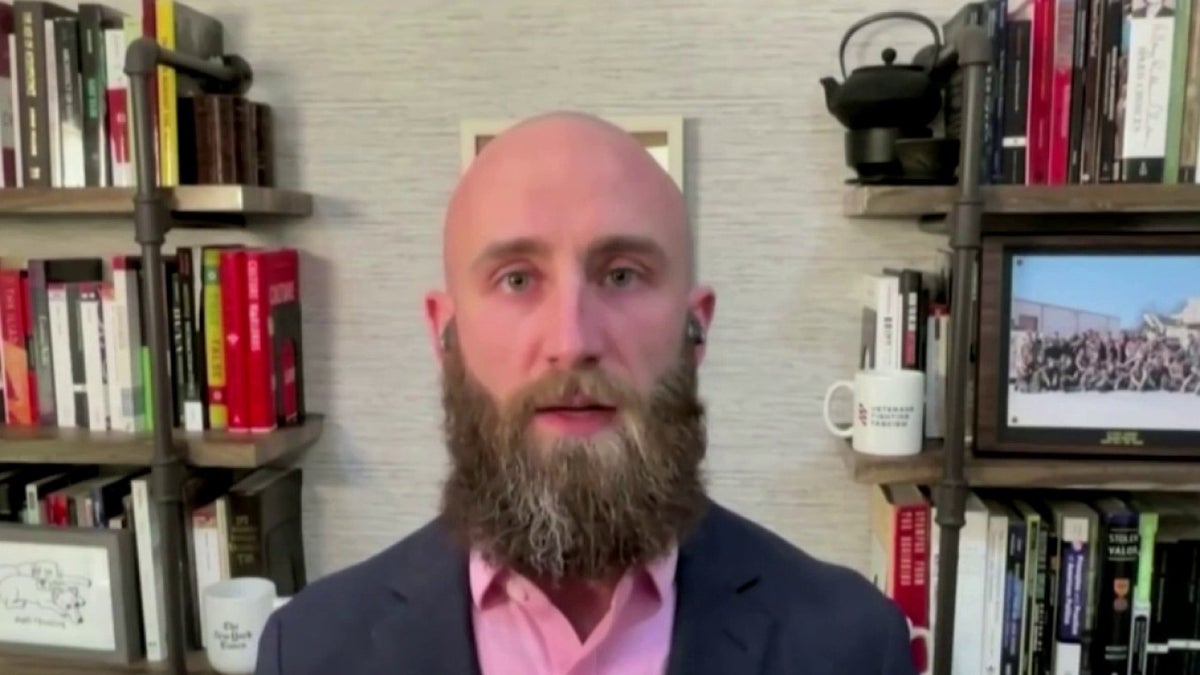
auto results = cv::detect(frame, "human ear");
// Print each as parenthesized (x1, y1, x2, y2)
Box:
(686, 284, 715, 363)
(423, 291, 455, 363)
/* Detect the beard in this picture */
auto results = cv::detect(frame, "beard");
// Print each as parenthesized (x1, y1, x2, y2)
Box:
(438, 328, 709, 583)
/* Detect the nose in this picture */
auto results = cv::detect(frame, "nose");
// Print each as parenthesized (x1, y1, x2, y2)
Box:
(545, 281, 603, 369)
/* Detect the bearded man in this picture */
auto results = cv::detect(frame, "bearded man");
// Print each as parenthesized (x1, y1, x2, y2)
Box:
(256, 112, 916, 675)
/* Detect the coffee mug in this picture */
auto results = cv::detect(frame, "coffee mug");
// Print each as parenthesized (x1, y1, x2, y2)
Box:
(823, 369, 925, 456)
(908, 617, 931, 675)
(203, 577, 290, 675)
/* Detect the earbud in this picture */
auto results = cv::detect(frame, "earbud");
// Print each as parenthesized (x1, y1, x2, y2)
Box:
(686, 314, 705, 345)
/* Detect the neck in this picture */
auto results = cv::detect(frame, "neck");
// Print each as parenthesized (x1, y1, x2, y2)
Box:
(532, 574, 622, 642)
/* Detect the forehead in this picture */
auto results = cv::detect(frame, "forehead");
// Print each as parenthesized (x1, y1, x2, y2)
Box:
(446, 133, 688, 275)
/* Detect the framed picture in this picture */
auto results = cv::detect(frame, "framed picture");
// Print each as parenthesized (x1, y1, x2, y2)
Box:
(0, 523, 141, 664)
(976, 233, 1200, 459)
(459, 115, 686, 191)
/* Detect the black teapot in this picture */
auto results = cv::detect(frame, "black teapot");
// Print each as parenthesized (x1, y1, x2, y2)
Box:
(820, 11, 945, 132)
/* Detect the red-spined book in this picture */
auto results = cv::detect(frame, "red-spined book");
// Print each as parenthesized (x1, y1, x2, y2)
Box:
(869, 485, 931, 673)
(220, 248, 249, 432)
(244, 248, 302, 432)
(0, 267, 36, 425)
(1026, 0, 1056, 185)
(1047, 0, 1078, 184)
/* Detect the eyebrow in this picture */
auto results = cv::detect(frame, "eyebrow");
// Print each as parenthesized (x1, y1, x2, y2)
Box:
(470, 234, 668, 272)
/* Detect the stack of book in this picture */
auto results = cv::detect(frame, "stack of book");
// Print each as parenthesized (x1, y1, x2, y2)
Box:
(0, 0, 274, 190)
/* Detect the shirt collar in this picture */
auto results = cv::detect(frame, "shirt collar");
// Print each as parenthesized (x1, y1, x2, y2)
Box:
(468, 545, 679, 608)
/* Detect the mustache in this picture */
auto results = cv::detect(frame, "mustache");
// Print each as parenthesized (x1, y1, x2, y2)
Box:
(499, 366, 644, 423)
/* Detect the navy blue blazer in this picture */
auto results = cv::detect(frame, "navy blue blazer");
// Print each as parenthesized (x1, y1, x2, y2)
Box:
(255, 500, 917, 675)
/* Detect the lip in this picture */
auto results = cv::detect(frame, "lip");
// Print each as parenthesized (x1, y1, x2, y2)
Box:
(532, 405, 618, 437)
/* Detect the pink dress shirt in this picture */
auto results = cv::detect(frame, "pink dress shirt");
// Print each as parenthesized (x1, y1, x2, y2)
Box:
(468, 547, 678, 675)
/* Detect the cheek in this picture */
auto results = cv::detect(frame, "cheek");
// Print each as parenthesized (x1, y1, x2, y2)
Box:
(606, 300, 685, 384)
(458, 312, 535, 400)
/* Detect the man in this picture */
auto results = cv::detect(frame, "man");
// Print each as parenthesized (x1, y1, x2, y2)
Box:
(256, 112, 916, 675)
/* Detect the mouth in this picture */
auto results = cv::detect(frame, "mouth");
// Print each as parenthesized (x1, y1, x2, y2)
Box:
(532, 398, 618, 436)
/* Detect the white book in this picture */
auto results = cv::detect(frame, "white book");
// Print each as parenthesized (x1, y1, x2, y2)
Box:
(80, 287, 108, 431)
(980, 499, 1011, 675)
(47, 284, 74, 427)
(102, 285, 126, 432)
(132, 479, 166, 661)
(952, 492, 990, 675)
(43, 20, 60, 187)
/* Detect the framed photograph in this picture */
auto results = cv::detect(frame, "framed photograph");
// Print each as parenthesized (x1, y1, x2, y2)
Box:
(0, 523, 141, 664)
(459, 115, 686, 191)
(976, 233, 1200, 459)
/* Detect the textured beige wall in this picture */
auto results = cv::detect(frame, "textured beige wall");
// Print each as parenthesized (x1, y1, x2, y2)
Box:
(4, 0, 964, 580)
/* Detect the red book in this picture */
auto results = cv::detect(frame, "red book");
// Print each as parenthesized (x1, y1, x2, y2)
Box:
(0, 268, 36, 425)
(1047, 0, 1078, 184)
(220, 249, 249, 432)
(244, 248, 302, 432)
(1025, 0, 1056, 185)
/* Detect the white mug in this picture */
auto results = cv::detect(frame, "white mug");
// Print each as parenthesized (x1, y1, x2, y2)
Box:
(203, 577, 290, 675)
(823, 369, 925, 456)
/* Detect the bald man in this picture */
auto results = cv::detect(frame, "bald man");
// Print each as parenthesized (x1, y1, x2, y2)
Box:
(256, 112, 917, 675)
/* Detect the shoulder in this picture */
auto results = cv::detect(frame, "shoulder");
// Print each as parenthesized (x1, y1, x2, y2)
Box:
(700, 503, 914, 671)
(705, 503, 898, 617)
(255, 518, 453, 673)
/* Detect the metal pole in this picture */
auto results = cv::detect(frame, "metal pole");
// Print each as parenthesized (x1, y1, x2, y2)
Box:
(124, 36, 253, 675)
(932, 24, 990, 675)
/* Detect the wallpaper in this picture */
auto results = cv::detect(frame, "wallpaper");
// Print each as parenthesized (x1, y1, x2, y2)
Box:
(3, 0, 962, 581)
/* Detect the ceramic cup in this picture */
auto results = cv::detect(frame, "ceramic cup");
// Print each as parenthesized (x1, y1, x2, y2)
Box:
(203, 577, 290, 675)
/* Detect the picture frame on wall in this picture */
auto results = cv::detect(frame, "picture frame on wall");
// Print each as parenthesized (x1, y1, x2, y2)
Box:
(0, 524, 141, 664)
(458, 115, 686, 191)
(975, 232, 1200, 459)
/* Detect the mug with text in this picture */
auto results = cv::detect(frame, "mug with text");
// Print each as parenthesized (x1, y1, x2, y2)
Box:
(822, 369, 925, 456)
(204, 576, 291, 675)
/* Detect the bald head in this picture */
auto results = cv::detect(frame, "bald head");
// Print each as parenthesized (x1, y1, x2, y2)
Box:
(442, 112, 691, 292)
(424, 110, 713, 410)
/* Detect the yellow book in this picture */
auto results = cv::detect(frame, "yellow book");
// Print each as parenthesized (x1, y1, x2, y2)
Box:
(202, 247, 228, 429)
(155, 0, 176, 186)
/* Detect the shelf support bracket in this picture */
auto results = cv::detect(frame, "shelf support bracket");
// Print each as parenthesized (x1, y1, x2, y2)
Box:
(931, 23, 990, 675)
(125, 37, 254, 675)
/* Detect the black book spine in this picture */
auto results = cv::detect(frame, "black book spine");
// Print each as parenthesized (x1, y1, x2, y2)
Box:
(1067, 0, 1091, 183)
(1097, 0, 1125, 182)
(1001, 5, 1032, 184)
(77, 4, 103, 186)
(65, 282, 87, 428)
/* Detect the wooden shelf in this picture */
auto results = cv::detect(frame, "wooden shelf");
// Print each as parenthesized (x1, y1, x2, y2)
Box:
(0, 414, 323, 469)
(0, 650, 214, 673)
(0, 185, 312, 218)
(843, 183, 1200, 218)
(838, 441, 1200, 491)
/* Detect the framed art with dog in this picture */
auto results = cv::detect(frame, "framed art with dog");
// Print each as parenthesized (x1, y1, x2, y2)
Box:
(976, 232, 1200, 459)
(0, 523, 140, 664)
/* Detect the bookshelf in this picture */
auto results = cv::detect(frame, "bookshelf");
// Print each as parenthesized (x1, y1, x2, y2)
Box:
(839, 442, 1200, 492)
(0, 25, 319, 675)
(843, 183, 1200, 218)
(832, 19, 1200, 675)
(0, 414, 323, 469)
(0, 650, 216, 674)
(0, 185, 312, 217)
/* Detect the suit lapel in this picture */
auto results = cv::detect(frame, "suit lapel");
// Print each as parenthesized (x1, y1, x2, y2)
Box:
(357, 521, 483, 675)
(664, 504, 776, 675)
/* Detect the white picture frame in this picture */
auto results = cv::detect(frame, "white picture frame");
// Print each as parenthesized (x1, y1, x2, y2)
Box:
(0, 524, 141, 664)
(459, 115, 686, 191)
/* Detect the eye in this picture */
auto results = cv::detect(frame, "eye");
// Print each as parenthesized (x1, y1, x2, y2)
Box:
(500, 270, 533, 292)
(605, 267, 640, 288)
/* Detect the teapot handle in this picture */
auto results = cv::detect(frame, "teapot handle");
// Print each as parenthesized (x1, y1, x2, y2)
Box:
(839, 11, 942, 80)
